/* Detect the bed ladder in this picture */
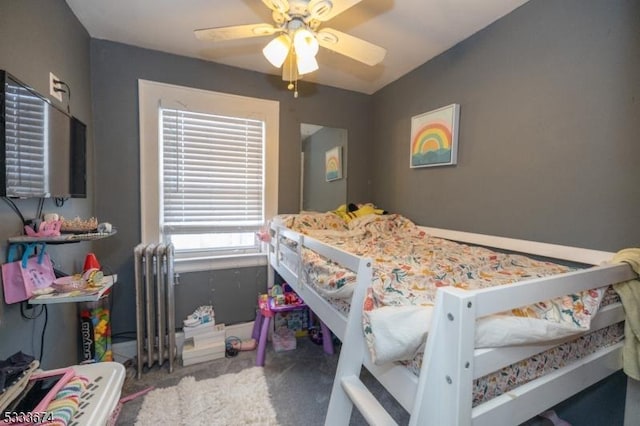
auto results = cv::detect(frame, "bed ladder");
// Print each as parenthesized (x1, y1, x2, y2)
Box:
(325, 275, 477, 426)
(324, 254, 397, 425)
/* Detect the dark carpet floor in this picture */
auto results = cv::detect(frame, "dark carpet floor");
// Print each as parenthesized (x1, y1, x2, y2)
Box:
(115, 336, 620, 425)
(116, 337, 409, 425)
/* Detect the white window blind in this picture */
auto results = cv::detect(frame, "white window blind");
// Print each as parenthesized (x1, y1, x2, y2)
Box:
(160, 108, 265, 255)
(139, 80, 279, 271)
(4, 81, 47, 197)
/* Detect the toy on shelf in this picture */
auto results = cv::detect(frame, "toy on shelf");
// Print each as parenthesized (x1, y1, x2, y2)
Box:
(60, 216, 99, 233)
(83, 252, 101, 271)
(24, 220, 62, 238)
(50, 253, 104, 294)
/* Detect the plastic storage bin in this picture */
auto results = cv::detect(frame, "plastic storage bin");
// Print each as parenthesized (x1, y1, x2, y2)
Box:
(79, 296, 112, 362)
(272, 327, 296, 352)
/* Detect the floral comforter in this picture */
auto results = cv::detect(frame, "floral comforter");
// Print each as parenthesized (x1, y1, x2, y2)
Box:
(276, 212, 606, 364)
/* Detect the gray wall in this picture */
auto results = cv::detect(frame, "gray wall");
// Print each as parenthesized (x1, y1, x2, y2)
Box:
(0, 0, 93, 368)
(302, 127, 348, 212)
(372, 0, 640, 252)
(89, 40, 372, 335)
(369, 1, 637, 423)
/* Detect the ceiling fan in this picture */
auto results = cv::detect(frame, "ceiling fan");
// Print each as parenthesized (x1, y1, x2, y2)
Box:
(194, 0, 386, 96)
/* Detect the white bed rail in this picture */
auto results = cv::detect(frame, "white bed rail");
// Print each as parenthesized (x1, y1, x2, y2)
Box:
(412, 261, 636, 426)
(270, 225, 366, 340)
(420, 226, 615, 265)
(268, 221, 638, 426)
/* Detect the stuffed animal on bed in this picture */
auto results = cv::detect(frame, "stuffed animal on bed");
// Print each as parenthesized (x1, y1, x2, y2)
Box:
(332, 203, 387, 222)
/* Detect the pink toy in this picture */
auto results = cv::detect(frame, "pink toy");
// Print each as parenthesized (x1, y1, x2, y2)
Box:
(256, 226, 271, 243)
(24, 220, 62, 237)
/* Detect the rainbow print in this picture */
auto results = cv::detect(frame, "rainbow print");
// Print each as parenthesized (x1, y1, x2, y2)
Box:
(325, 146, 342, 181)
(410, 104, 459, 168)
(326, 156, 340, 176)
(412, 122, 452, 155)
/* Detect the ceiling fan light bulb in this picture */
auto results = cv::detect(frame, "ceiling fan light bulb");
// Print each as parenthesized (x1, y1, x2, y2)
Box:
(296, 53, 319, 75)
(263, 35, 291, 68)
(294, 28, 319, 57)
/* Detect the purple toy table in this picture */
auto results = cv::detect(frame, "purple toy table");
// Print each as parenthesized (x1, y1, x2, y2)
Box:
(252, 293, 334, 366)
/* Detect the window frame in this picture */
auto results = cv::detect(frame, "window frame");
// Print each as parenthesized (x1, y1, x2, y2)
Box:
(138, 80, 279, 273)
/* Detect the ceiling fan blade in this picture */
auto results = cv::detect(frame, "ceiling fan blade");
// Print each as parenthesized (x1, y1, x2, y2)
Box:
(262, 0, 289, 14)
(317, 28, 386, 66)
(194, 23, 278, 42)
(310, 0, 362, 22)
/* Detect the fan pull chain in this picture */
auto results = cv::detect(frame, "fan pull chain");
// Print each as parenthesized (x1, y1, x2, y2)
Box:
(286, 49, 298, 98)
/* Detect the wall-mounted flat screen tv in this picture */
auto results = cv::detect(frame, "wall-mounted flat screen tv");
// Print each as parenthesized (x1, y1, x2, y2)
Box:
(0, 70, 86, 198)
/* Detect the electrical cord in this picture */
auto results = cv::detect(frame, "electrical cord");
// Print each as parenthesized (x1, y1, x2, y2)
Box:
(18, 302, 48, 363)
(53, 79, 72, 114)
(36, 197, 44, 221)
(2, 197, 26, 226)
(19, 301, 45, 320)
(2, 196, 47, 232)
(54, 197, 68, 207)
(39, 305, 48, 364)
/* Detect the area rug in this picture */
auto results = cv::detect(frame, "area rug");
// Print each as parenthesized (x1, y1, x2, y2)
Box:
(135, 367, 279, 425)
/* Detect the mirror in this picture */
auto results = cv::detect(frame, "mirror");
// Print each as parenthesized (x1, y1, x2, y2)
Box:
(300, 124, 347, 212)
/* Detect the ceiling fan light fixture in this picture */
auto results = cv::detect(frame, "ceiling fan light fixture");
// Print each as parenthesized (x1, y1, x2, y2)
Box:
(293, 28, 319, 58)
(263, 34, 291, 68)
(296, 53, 319, 75)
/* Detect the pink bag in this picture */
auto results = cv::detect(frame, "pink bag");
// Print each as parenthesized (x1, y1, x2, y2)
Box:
(2, 243, 56, 304)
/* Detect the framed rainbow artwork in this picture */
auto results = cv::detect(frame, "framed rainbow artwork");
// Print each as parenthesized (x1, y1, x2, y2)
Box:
(410, 103, 460, 168)
(325, 146, 342, 182)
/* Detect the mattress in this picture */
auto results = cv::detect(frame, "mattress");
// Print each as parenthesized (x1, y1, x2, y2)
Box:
(403, 319, 624, 407)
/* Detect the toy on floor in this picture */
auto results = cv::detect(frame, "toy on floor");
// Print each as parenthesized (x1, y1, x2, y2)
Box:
(225, 337, 257, 358)
(232, 338, 257, 351)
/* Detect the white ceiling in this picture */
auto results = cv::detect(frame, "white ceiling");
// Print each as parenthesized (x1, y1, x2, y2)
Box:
(65, 0, 529, 95)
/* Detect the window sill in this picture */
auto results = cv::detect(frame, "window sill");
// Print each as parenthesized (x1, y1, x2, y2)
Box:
(174, 253, 268, 274)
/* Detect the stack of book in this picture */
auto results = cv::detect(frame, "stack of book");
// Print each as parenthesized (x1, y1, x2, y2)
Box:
(182, 322, 226, 366)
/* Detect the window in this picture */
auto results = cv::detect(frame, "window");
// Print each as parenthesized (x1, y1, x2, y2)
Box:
(139, 80, 279, 272)
(4, 81, 47, 196)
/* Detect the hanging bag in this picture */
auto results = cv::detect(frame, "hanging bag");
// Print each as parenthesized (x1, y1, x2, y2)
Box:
(1, 243, 56, 304)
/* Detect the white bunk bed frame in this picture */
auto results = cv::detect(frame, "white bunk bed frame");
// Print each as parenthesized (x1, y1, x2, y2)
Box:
(268, 222, 639, 426)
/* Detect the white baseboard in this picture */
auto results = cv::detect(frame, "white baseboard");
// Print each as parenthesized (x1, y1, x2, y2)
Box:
(224, 321, 255, 341)
(111, 320, 255, 363)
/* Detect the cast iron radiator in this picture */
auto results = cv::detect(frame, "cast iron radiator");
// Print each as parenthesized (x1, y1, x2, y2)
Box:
(133, 243, 176, 378)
